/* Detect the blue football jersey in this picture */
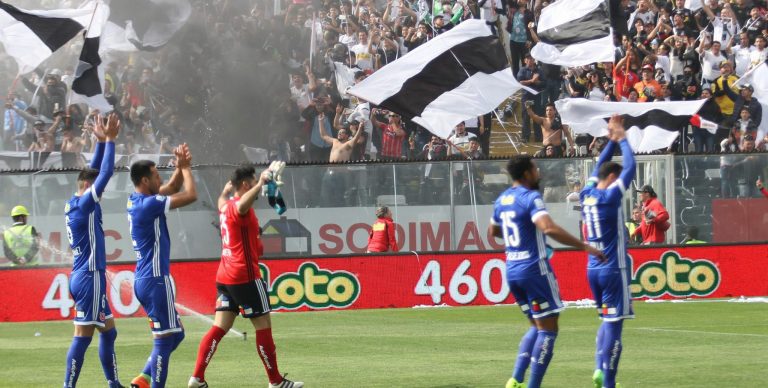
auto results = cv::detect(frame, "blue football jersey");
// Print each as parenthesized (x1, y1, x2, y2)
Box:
(127, 192, 171, 279)
(491, 186, 550, 280)
(66, 188, 105, 272)
(65, 142, 114, 273)
(580, 139, 636, 270)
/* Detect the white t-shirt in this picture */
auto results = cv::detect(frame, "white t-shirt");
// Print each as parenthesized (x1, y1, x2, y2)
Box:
(347, 102, 376, 154)
(290, 83, 311, 120)
(339, 33, 358, 48)
(447, 131, 477, 155)
(734, 45, 754, 76)
(701, 50, 727, 81)
(350, 43, 374, 70)
(749, 48, 767, 70)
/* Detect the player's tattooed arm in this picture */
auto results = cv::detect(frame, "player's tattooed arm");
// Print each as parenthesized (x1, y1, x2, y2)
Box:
(236, 169, 271, 215)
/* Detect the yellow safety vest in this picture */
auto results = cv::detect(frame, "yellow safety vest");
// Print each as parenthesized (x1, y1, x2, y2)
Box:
(3, 224, 36, 266)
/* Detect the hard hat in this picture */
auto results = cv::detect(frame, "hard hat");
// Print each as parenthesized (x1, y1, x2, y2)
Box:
(11, 205, 29, 217)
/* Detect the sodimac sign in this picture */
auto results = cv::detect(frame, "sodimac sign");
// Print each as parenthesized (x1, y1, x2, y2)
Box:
(0, 245, 766, 322)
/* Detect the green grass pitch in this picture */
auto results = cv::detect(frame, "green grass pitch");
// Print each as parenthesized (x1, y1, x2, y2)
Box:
(1, 302, 766, 387)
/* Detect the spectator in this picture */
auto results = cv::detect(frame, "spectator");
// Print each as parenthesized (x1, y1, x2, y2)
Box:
(366, 206, 399, 253)
(3, 93, 26, 151)
(626, 206, 643, 245)
(681, 225, 706, 244)
(725, 83, 762, 129)
(446, 122, 476, 156)
(634, 64, 663, 101)
(692, 88, 723, 152)
(733, 32, 754, 77)
(699, 41, 730, 88)
(524, 103, 575, 156)
(731, 107, 758, 147)
(711, 61, 740, 128)
(631, 185, 669, 244)
(507, 0, 534, 78)
(518, 54, 542, 142)
(750, 35, 768, 70)
(756, 178, 768, 199)
(317, 112, 364, 163)
(422, 135, 448, 160)
(743, 7, 766, 42)
(370, 108, 405, 160)
(2, 205, 40, 266)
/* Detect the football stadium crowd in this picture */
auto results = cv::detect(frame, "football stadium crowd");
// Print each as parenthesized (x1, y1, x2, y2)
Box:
(2, 0, 768, 164)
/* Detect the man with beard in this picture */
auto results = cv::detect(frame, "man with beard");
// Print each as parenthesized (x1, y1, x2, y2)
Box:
(490, 156, 604, 388)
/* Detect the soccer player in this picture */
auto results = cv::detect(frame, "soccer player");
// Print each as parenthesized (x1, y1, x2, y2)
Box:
(490, 156, 604, 388)
(579, 115, 636, 388)
(188, 166, 303, 388)
(63, 113, 124, 388)
(128, 144, 197, 388)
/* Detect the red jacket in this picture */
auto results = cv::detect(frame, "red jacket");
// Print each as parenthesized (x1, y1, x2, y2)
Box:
(633, 197, 669, 244)
(367, 217, 399, 253)
(761, 187, 768, 199)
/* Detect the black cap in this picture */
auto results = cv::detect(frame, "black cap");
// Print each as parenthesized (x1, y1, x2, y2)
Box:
(635, 184, 657, 197)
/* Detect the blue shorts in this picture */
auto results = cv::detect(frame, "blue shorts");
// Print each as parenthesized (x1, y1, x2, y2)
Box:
(588, 268, 635, 322)
(508, 271, 564, 319)
(70, 270, 113, 327)
(134, 275, 183, 335)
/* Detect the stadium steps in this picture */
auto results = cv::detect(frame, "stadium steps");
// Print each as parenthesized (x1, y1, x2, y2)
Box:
(488, 95, 543, 158)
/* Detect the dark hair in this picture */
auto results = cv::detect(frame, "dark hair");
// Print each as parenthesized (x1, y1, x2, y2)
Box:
(598, 161, 622, 180)
(130, 160, 156, 186)
(230, 165, 256, 188)
(687, 225, 699, 239)
(77, 168, 99, 184)
(506, 156, 535, 181)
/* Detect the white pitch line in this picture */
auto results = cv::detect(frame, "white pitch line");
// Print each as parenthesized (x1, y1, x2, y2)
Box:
(633, 327, 768, 338)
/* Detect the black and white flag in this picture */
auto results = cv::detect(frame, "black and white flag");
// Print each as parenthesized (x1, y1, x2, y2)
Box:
(555, 98, 707, 152)
(105, 0, 190, 51)
(348, 19, 533, 138)
(0, 1, 102, 73)
(531, 0, 614, 67)
(70, 2, 112, 112)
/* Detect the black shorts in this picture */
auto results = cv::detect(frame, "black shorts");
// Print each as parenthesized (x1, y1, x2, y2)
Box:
(215, 279, 272, 318)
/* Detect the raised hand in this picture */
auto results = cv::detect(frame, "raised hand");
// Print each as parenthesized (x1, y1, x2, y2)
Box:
(607, 114, 626, 142)
(92, 114, 107, 142)
(104, 112, 120, 140)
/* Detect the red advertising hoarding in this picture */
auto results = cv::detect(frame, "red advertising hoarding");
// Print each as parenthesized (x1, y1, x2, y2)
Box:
(1, 245, 766, 323)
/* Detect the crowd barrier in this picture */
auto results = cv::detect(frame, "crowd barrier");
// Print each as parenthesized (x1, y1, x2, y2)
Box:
(2, 153, 768, 267)
(1, 244, 765, 322)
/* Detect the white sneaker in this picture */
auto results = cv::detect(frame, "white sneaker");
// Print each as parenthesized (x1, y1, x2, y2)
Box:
(268, 376, 304, 388)
(188, 376, 209, 388)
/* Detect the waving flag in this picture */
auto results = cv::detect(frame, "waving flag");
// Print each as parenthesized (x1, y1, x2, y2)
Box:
(348, 19, 533, 138)
(555, 98, 707, 152)
(0, 1, 102, 73)
(531, 0, 614, 66)
(106, 0, 190, 51)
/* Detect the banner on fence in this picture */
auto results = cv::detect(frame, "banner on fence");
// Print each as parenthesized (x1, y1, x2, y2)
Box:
(0, 245, 765, 322)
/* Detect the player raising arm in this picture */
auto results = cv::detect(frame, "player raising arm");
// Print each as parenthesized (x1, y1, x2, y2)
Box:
(580, 115, 636, 388)
(489, 156, 604, 388)
(128, 144, 196, 388)
(188, 166, 303, 388)
(63, 113, 125, 388)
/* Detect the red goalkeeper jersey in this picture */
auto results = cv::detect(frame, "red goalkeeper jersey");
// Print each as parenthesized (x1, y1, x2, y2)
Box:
(216, 198, 264, 284)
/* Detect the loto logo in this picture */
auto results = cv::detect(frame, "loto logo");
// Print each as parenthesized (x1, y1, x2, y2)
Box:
(630, 251, 720, 298)
(259, 262, 360, 310)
